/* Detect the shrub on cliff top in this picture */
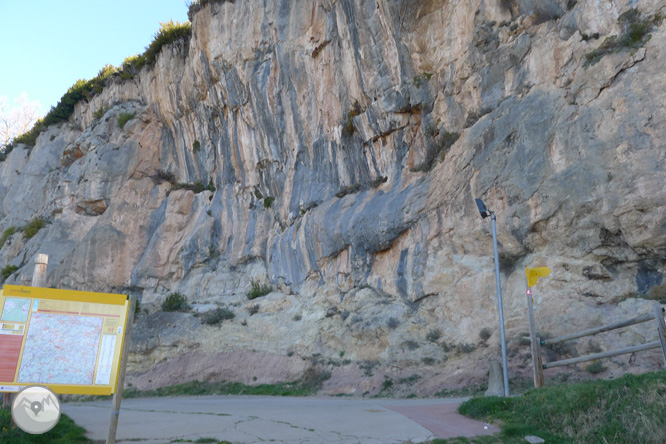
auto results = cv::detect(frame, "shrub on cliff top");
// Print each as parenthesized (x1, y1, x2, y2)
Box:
(144, 20, 192, 66)
(9, 19, 190, 146)
(120, 54, 146, 80)
(187, 0, 234, 20)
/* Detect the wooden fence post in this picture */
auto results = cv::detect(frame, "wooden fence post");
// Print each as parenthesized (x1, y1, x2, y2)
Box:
(106, 295, 136, 444)
(654, 302, 666, 367)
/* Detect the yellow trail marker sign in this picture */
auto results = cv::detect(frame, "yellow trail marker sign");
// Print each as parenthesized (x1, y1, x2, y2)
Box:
(0, 285, 130, 395)
(526, 267, 551, 288)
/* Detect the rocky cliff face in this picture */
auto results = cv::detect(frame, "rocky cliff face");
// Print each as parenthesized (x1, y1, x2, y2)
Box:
(1, 0, 665, 395)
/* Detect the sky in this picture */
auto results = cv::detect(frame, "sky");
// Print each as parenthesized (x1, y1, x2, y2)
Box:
(0, 0, 189, 117)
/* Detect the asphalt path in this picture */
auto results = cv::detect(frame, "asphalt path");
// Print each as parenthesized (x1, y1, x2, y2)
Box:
(62, 395, 499, 444)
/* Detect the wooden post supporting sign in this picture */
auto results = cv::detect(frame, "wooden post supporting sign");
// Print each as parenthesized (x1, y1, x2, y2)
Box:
(106, 294, 136, 444)
(525, 266, 550, 388)
(3, 254, 49, 411)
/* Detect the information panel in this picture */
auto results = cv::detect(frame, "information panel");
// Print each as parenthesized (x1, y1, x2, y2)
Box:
(0, 285, 129, 395)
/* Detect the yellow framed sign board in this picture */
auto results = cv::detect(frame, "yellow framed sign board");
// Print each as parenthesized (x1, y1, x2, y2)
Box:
(0, 285, 130, 395)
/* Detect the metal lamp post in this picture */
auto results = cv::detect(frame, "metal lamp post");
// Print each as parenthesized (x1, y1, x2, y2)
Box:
(475, 198, 509, 396)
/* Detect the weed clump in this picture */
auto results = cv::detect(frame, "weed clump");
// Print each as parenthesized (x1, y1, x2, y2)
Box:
(426, 328, 442, 343)
(23, 217, 46, 240)
(201, 307, 235, 325)
(93, 105, 110, 120)
(161, 292, 189, 312)
(585, 360, 607, 374)
(342, 101, 363, 137)
(413, 72, 432, 88)
(0, 226, 17, 249)
(2, 265, 18, 280)
(117, 112, 134, 128)
(248, 303, 260, 315)
(584, 9, 662, 67)
(171, 179, 215, 194)
(247, 280, 272, 300)
(479, 327, 493, 342)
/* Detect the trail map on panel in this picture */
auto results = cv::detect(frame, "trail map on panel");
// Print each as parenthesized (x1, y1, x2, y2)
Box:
(17, 312, 103, 385)
(1, 298, 30, 322)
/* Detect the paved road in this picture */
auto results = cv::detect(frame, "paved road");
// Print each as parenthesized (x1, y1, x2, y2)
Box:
(62, 395, 498, 444)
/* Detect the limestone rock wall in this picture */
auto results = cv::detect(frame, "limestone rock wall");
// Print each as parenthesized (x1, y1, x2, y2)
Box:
(1, 0, 665, 394)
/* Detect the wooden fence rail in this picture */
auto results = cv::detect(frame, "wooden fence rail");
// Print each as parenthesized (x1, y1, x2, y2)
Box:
(532, 302, 666, 387)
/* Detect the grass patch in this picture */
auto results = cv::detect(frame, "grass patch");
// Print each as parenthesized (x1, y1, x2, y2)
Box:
(123, 370, 330, 399)
(0, 407, 92, 443)
(117, 111, 134, 128)
(0, 226, 17, 249)
(23, 217, 46, 240)
(161, 292, 189, 312)
(247, 280, 272, 300)
(263, 196, 274, 208)
(458, 370, 666, 443)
